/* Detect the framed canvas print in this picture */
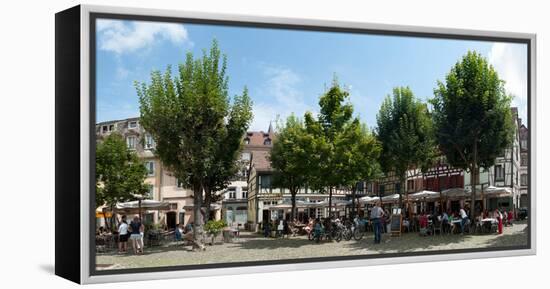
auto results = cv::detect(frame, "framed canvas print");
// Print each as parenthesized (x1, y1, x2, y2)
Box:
(55, 4, 536, 284)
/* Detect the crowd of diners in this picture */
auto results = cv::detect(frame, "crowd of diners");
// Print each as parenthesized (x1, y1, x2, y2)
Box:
(258, 201, 515, 243)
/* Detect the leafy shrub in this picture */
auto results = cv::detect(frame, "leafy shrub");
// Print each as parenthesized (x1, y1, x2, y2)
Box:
(204, 220, 226, 237)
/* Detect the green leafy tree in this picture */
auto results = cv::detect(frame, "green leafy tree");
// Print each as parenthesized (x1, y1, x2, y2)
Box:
(431, 51, 514, 214)
(270, 114, 314, 220)
(203, 88, 253, 220)
(376, 86, 437, 207)
(137, 40, 252, 248)
(334, 121, 381, 218)
(304, 78, 372, 216)
(96, 133, 150, 230)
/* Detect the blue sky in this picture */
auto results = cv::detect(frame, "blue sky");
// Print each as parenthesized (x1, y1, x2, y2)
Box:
(96, 19, 528, 131)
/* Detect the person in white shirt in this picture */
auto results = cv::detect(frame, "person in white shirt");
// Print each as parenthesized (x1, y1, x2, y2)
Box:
(370, 201, 385, 244)
(117, 215, 129, 253)
(459, 206, 469, 234)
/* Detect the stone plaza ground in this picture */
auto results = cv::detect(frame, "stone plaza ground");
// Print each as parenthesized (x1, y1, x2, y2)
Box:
(96, 220, 528, 270)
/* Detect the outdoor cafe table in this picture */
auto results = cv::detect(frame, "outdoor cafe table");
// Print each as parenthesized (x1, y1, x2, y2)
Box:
(482, 218, 498, 224)
(292, 224, 307, 235)
(449, 219, 462, 234)
(480, 218, 498, 234)
(223, 227, 239, 242)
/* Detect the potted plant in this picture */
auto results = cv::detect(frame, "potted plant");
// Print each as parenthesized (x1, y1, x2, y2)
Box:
(204, 220, 226, 245)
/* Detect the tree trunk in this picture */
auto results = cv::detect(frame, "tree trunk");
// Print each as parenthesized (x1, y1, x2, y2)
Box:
(399, 172, 409, 208)
(291, 190, 297, 221)
(204, 186, 212, 222)
(102, 207, 110, 232)
(351, 186, 356, 219)
(192, 181, 205, 251)
(470, 141, 478, 219)
(328, 186, 333, 218)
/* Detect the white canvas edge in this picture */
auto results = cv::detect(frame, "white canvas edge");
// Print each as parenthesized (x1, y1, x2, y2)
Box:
(78, 4, 537, 284)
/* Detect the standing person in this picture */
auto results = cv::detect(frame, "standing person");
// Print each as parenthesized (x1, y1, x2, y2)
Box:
(370, 201, 385, 244)
(129, 215, 144, 254)
(502, 209, 508, 227)
(283, 219, 290, 238)
(494, 208, 503, 234)
(117, 215, 129, 253)
(263, 219, 271, 238)
(459, 205, 469, 234)
(440, 210, 449, 234)
(507, 210, 514, 226)
(277, 219, 284, 238)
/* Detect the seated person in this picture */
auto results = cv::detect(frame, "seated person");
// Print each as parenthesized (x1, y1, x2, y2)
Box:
(402, 218, 410, 232)
(419, 211, 429, 236)
(175, 224, 183, 241)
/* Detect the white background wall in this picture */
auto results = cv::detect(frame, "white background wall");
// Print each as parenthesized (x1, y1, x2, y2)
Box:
(0, 0, 547, 287)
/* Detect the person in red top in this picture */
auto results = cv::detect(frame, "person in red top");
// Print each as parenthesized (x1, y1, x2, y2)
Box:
(494, 208, 503, 234)
(507, 210, 514, 226)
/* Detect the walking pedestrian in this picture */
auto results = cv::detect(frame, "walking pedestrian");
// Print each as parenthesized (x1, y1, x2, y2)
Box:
(370, 201, 385, 244)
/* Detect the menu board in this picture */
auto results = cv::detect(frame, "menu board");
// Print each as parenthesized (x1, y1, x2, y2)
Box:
(390, 214, 402, 236)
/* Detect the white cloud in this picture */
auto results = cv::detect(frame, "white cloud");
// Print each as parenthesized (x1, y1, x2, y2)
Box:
(97, 19, 190, 54)
(250, 65, 315, 131)
(488, 43, 528, 122)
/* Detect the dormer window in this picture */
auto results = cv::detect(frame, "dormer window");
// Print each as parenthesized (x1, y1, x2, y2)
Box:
(128, 121, 138, 129)
(264, 138, 271, 145)
(244, 138, 250, 145)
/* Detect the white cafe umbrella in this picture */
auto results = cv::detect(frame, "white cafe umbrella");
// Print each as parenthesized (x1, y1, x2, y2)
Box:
(295, 200, 322, 208)
(268, 203, 293, 210)
(115, 199, 171, 212)
(442, 187, 471, 198)
(359, 196, 378, 204)
(484, 186, 512, 197)
(381, 194, 400, 203)
(332, 199, 352, 207)
(409, 190, 440, 201)
(182, 203, 222, 210)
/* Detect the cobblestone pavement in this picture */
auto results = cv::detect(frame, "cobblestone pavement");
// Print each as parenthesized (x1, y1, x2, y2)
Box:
(96, 221, 528, 270)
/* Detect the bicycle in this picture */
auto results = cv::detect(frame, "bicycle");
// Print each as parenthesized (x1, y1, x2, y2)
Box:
(352, 220, 369, 241)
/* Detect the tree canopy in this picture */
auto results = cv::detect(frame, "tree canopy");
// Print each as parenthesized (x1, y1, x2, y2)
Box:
(303, 79, 380, 215)
(95, 133, 150, 210)
(431, 51, 514, 213)
(376, 86, 437, 205)
(270, 114, 314, 219)
(136, 40, 252, 246)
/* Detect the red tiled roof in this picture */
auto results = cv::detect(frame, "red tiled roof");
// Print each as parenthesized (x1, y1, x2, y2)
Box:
(250, 150, 272, 171)
(244, 130, 275, 147)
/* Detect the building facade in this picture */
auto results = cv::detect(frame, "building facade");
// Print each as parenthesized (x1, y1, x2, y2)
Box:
(96, 117, 211, 228)
(519, 122, 529, 208)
